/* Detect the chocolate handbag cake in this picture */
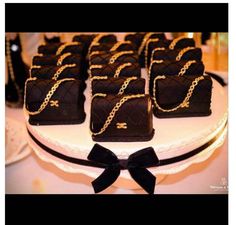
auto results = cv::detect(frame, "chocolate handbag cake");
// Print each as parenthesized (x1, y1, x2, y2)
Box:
(151, 47, 202, 62)
(145, 37, 196, 68)
(73, 34, 117, 50)
(89, 41, 136, 53)
(32, 53, 82, 67)
(38, 42, 84, 55)
(152, 75, 212, 118)
(89, 62, 141, 78)
(90, 94, 154, 142)
(89, 50, 139, 65)
(25, 78, 86, 125)
(125, 32, 166, 67)
(149, 60, 205, 96)
(91, 76, 145, 95)
(30, 64, 81, 80)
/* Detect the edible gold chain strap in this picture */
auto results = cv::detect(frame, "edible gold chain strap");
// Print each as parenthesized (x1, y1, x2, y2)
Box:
(117, 77, 137, 95)
(89, 64, 103, 78)
(148, 60, 164, 79)
(30, 65, 41, 78)
(169, 36, 186, 50)
(178, 60, 196, 76)
(91, 94, 145, 136)
(88, 34, 110, 54)
(152, 75, 204, 112)
(176, 47, 195, 61)
(24, 78, 75, 115)
(138, 32, 156, 55)
(56, 42, 80, 55)
(110, 41, 131, 51)
(57, 53, 72, 66)
(114, 62, 132, 78)
(150, 47, 165, 63)
(90, 76, 108, 81)
(144, 38, 159, 70)
(52, 64, 76, 80)
(109, 51, 134, 64)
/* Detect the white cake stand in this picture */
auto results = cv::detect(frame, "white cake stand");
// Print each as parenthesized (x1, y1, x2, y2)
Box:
(25, 75, 228, 191)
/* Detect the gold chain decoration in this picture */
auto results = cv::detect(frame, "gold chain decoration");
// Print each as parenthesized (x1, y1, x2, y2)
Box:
(91, 93, 107, 101)
(56, 42, 80, 55)
(57, 52, 72, 66)
(88, 34, 110, 54)
(52, 64, 76, 80)
(178, 60, 196, 76)
(109, 51, 134, 64)
(89, 51, 101, 63)
(89, 64, 103, 78)
(152, 75, 204, 112)
(144, 38, 159, 70)
(117, 77, 137, 95)
(91, 94, 145, 136)
(169, 36, 186, 50)
(148, 60, 164, 79)
(30, 65, 41, 78)
(176, 47, 195, 61)
(6, 35, 23, 106)
(113, 62, 132, 78)
(90, 76, 108, 82)
(31, 65, 41, 69)
(24, 78, 75, 115)
(110, 41, 131, 51)
(138, 32, 156, 55)
(150, 47, 165, 63)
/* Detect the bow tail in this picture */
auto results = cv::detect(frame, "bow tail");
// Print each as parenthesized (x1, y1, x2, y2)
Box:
(129, 168, 156, 194)
(92, 167, 120, 193)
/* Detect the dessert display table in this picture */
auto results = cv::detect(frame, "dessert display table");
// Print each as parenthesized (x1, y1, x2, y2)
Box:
(25, 72, 227, 190)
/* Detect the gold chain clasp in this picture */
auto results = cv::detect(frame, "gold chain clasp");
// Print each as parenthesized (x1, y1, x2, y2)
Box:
(50, 100, 59, 107)
(116, 122, 127, 129)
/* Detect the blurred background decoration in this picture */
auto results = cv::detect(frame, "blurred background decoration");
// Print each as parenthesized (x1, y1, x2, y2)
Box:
(172, 32, 228, 72)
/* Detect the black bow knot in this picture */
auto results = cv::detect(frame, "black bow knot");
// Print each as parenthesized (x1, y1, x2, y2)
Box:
(87, 144, 159, 194)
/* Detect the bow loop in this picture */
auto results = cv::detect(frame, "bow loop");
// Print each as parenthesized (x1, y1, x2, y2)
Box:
(88, 143, 118, 165)
(129, 147, 159, 168)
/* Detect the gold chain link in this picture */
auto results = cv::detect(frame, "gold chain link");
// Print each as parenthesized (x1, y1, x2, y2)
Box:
(56, 42, 80, 55)
(145, 38, 159, 70)
(178, 60, 196, 76)
(109, 51, 134, 64)
(52, 64, 76, 80)
(138, 32, 156, 55)
(169, 36, 186, 50)
(110, 41, 131, 51)
(152, 75, 204, 112)
(91, 94, 145, 136)
(176, 47, 195, 61)
(113, 62, 132, 78)
(117, 77, 137, 95)
(57, 52, 72, 66)
(24, 78, 75, 115)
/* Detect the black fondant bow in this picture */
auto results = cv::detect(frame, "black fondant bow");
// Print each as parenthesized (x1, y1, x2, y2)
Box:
(87, 144, 159, 194)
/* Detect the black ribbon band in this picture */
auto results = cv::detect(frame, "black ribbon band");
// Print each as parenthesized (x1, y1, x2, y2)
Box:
(27, 121, 227, 194)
